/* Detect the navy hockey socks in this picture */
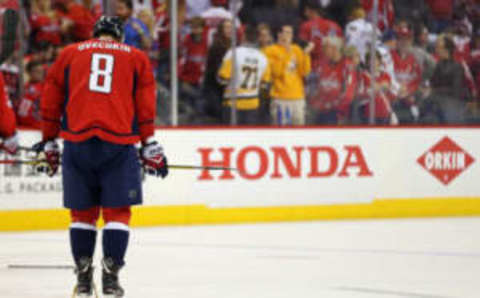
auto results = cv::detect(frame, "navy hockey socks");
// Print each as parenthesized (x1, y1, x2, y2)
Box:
(102, 222, 130, 267)
(70, 223, 97, 264)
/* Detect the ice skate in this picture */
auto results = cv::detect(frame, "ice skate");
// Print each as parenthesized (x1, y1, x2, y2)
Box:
(102, 257, 125, 297)
(71, 257, 98, 298)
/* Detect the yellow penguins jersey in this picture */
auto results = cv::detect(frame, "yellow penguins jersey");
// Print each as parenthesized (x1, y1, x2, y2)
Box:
(218, 46, 271, 110)
(262, 44, 311, 100)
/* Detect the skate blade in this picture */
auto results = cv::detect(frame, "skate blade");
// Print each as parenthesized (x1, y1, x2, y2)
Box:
(102, 295, 124, 298)
(71, 283, 99, 298)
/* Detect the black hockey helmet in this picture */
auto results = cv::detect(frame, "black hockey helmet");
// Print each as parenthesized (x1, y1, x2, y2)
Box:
(93, 16, 124, 40)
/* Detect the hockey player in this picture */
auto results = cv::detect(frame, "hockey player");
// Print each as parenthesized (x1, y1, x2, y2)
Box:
(0, 71, 17, 154)
(34, 16, 168, 297)
(217, 25, 271, 124)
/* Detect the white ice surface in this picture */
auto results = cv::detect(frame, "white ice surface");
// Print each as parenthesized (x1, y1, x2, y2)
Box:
(0, 218, 479, 298)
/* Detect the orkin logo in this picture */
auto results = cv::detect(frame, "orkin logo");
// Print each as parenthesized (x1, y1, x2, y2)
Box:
(417, 136, 474, 185)
(197, 146, 373, 181)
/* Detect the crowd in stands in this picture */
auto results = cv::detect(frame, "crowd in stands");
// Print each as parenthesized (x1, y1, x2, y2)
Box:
(3, 0, 480, 126)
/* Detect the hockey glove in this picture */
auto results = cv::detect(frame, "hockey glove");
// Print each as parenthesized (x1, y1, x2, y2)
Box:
(0, 133, 18, 155)
(32, 140, 60, 177)
(140, 141, 168, 178)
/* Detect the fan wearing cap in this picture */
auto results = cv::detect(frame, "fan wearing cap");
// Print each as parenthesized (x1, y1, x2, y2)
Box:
(390, 24, 422, 123)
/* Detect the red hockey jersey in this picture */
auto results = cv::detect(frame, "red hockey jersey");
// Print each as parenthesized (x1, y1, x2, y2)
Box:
(17, 82, 43, 129)
(310, 58, 357, 115)
(178, 31, 208, 85)
(0, 72, 16, 137)
(299, 16, 343, 68)
(41, 39, 156, 144)
(390, 50, 422, 99)
(358, 70, 395, 119)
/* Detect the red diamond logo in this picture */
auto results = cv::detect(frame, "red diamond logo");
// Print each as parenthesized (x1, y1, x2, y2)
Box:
(417, 137, 475, 185)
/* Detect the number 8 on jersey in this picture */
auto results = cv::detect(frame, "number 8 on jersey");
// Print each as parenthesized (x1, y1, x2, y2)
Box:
(89, 53, 114, 94)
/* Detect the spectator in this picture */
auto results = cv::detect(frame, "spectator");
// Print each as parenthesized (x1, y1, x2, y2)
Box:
(422, 35, 466, 124)
(425, 0, 454, 33)
(358, 50, 398, 124)
(137, 9, 156, 59)
(450, 23, 477, 101)
(152, 1, 185, 84)
(411, 24, 437, 82)
(116, 0, 152, 50)
(63, 0, 101, 42)
(0, 56, 20, 105)
(264, 24, 313, 125)
(257, 23, 273, 49)
(132, 0, 154, 16)
(345, 7, 379, 63)
(178, 17, 209, 123)
(361, 0, 394, 32)
(471, 30, 480, 101)
(203, 19, 233, 123)
(217, 25, 271, 125)
(299, 1, 342, 68)
(29, 0, 64, 47)
(452, 21, 472, 63)
(390, 25, 422, 123)
(201, 0, 240, 45)
(26, 41, 57, 70)
(414, 23, 435, 54)
(309, 36, 357, 124)
(16, 60, 45, 129)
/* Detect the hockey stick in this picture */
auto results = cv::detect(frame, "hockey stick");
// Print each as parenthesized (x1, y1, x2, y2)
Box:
(0, 159, 45, 165)
(8, 264, 74, 270)
(169, 165, 236, 171)
(0, 159, 236, 171)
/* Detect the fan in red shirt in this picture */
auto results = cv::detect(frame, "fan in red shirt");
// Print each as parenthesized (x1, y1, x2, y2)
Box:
(63, 0, 102, 41)
(299, 2, 343, 68)
(179, 17, 208, 86)
(390, 26, 422, 123)
(29, 0, 63, 46)
(16, 61, 45, 129)
(361, 0, 394, 32)
(310, 36, 357, 124)
(358, 50, 398, 125)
